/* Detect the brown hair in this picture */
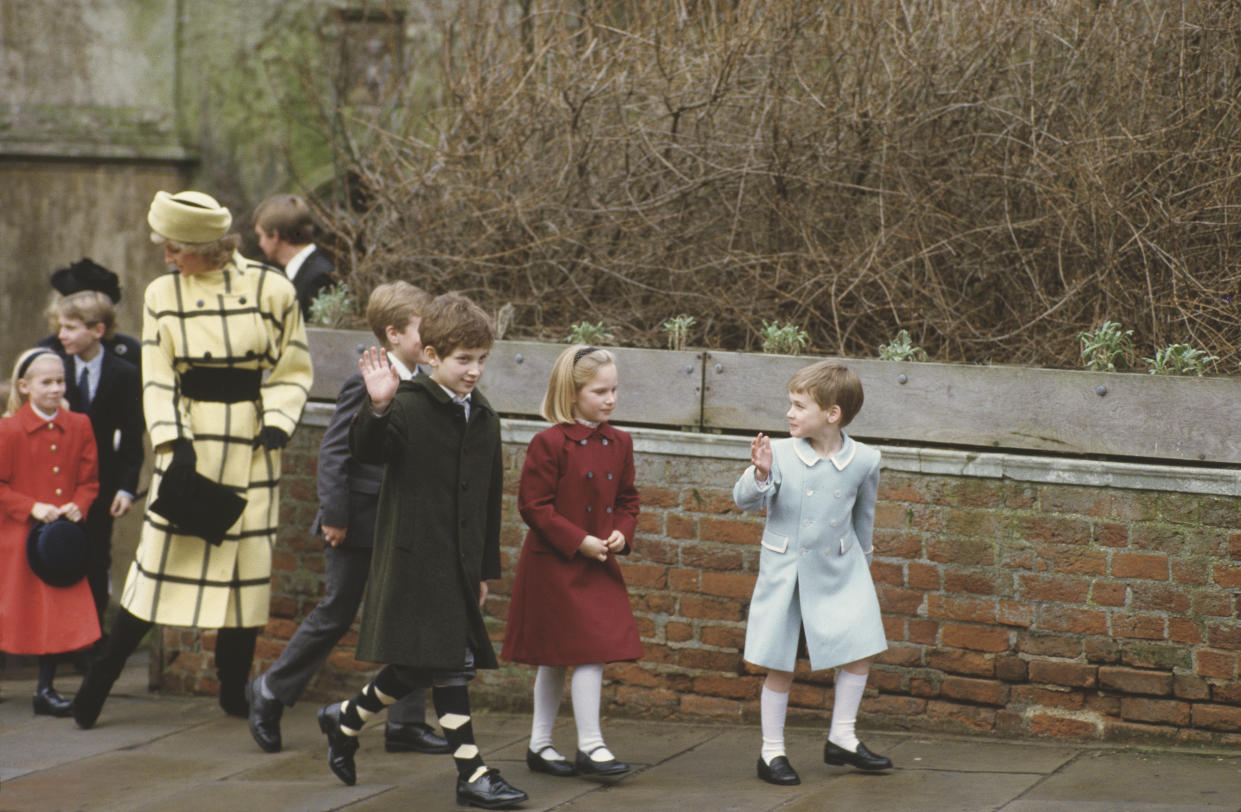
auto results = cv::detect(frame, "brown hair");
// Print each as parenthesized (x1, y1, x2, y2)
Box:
(419, 292, 494, 358)
(254, 194, 316, 244)
(55, 291, 116, 340)
(365, 281, 432, 346)
(541, 345, 616, 424)
(150, 233, 240, 268)
(787, 360, 864, 427)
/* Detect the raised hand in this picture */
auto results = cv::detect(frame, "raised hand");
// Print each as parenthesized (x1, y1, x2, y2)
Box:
(578, 534, 609, 562)
(359, 346, 400, 412)
(750, 432, 772, 482)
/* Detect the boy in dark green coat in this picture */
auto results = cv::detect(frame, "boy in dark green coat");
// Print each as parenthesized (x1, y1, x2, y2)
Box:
(317, 293, 527, 810)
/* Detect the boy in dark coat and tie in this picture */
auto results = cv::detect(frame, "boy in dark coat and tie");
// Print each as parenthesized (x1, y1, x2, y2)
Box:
(54, 290, 144, 622)
(317, 293, 528, 810)
(253, 194, 335, 320)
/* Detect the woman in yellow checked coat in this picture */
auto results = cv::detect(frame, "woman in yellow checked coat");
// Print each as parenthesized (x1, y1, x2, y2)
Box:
(74, 190, 312, 729)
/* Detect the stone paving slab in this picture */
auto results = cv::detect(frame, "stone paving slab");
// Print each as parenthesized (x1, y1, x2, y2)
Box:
(1016, 750, 1241, 810)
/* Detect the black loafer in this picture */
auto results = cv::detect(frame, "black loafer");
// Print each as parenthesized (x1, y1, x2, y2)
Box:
(384, 721, 450, 754)
(526, 746, 576, 776)
(317, 703, 360, 786)
(756, 755, 800, 785)
(575, 746, 629, 777)
(456, 768, 529, 809)
(246, 677, 284, 753)
(823, 739, 893, 771)
(32, 686, 73, 717)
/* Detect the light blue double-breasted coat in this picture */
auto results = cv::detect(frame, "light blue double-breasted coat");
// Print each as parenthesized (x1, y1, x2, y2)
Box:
(734, 432, 888, 672)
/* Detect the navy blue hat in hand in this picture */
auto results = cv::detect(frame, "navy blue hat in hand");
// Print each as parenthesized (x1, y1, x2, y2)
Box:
(26, 519, 91, 588)
(50, 258, 122, 303)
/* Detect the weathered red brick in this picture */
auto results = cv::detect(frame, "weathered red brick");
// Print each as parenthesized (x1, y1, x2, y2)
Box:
(995, 655, 1028, 683)
(940, 677, 1009, 706)
(669, 569, 700, 591)
(681, 544, 744, 571)
(1011, 684, 1084, 710)
(700, 625, 746, 649)
(876, 585, 925, 615)
(692, 675, 753, 700)
(1130, 584, 1189, 613)
(1110, 613, 1167, 641)
(942, 479, 1005, 508)
(926, 537, 994, 566)
(665, 621, 693, 642)
(619, 562, 667, 588)
(907, 619, 939, 645)
(1191, 590, 1232, 617)
(878, 475, 929, 504)
(943, 568, 1001, 595)
(873, 502, 908, 530)
(996, 601, 1033, 628)
(1194, 649, 1237, 680)
(700, 571, 756, 600)
(907, 561, 941, 590)
(1098, 666, 1172, 696)
(867, 669, 904, 693)
(927, 595, 997, 623)
(1171, 559, 1209, 585)
(1111, 552, 1169, 581)
(1038, 546, 1107, 575)
(1030, 713, 1097, 739)
(1028, 659, 1097, 688)
(874, 643, 923, 667)
(1231, 532, 1241, 560)
(869, 560, 904, 586)
(1020, 632, 1083, 659)
(679, 596, 743, 622)
(1037, 605, 1108, 635)
(1207, 622, 1241, 651)
(1189, 702, 1241, 731)
(873, 530, 922, 558)
(926, 649, 994, 677)
(1093, 523, 1128, 548)
(1020, 574, 1089, 603)
(1039, 485, 1109, 516)
(699, 517, 761, 545)
(1213, 564, 1241, 589)
(925, 699, 996, 731)
(637, 486, 681, 509)
(941, 624, 1010, 652)
(681, 487, 740, 514)
(1172, 674, 1211, 701)
(1016, 515, 1091, 546)
(666, 513, 696, 539)
(678, 648, 741, 672)
(942, 508, 1006, 539)
(1091, 580, 1128, 607)
(866, 694, 927, 717)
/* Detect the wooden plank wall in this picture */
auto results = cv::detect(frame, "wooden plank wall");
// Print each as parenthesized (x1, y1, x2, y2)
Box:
(307, 329, 1241, 465)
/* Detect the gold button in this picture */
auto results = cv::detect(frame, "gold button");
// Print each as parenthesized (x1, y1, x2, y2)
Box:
(52, 466, 60, 474)
(50, 444, 58, 452)
(47, 423, 54, 430)
(54, 488, 63, 495)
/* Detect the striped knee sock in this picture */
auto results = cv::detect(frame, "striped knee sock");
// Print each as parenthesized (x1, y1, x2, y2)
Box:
(434, 684, 487, 783)
(339, 666, 409, 736)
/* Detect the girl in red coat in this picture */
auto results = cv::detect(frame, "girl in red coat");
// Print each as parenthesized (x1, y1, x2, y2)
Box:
(502, 345, 642, 779)
(0, 349, 100, 715)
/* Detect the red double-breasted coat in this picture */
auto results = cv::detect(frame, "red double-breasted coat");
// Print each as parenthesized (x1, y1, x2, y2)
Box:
(502, 421, 642, 666)
(0, 403, 100, 655)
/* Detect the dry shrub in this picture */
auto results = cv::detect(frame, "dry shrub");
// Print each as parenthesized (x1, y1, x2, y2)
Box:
(315, 0, 1241, 369)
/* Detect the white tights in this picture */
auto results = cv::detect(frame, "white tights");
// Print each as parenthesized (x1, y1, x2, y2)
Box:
(529, 663, 611, 761)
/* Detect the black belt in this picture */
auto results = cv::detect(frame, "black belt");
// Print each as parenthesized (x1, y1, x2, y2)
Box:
(179, 368, 262, 402)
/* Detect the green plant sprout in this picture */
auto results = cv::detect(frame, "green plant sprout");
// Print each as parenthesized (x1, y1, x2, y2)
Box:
(565, 321, 616, 345)
(307, 283, 356, 328)
(878, 329, 928, 361)
(760, 320, 809, 355)
(1143, 344, 1218, 376)
(662, 315, 696, 351)
(1077, 321, 1134, 371)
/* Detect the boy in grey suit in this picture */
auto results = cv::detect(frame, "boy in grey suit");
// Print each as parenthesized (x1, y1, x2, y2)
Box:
(246, 282, 447, 756)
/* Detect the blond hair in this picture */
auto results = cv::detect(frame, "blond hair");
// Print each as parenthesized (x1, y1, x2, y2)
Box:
(5, 348, 63, 417)
(365, 281, 432, 347)
(787, 360, 864, 427)
(55, 290, 116, 340)
(541, 345, 616, 425)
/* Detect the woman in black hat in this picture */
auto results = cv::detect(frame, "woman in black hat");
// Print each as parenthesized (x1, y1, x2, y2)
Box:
(72, 190, 313, 729)
(0, 349, 101, 715)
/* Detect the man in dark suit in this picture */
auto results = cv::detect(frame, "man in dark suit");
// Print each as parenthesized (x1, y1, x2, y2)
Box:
(54, 291, 145, 622)
(37, 258, 141, 364)
(253, 194, 336, 320)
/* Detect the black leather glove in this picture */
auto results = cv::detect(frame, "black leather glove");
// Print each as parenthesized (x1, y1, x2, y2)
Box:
(168, 439, 197, 473)
(254, 427, 289, 450)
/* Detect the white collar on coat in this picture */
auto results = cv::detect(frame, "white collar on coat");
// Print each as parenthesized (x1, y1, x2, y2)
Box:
(792, 431, 856, 470)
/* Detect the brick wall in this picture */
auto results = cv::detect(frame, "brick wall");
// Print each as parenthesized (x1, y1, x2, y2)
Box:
(158, 416, 1241, 745)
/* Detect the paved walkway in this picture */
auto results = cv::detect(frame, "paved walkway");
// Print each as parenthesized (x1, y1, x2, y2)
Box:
(2, 657, 1240, 811)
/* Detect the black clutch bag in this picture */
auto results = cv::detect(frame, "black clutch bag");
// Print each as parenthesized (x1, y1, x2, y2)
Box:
(149, 467, 247, 546)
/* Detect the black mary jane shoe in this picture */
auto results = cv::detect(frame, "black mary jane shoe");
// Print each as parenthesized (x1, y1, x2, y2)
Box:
(526, 746, 577, 777)
(317, 703, 360, 786)
(574, 746, 629, 777)
(246, 677, 284, 753)
(456, 768, 529, 809)
(32, 687, 74, 717)
(823, 739, 893, 772)
(385, 721, 451, 754)
(756, 755, 801, 786)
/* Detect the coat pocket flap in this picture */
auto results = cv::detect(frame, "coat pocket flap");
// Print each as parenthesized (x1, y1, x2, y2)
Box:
(760, 531, 789, 553)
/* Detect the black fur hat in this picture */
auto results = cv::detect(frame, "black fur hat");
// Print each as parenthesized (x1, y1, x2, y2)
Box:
(50, 258, 122, 303)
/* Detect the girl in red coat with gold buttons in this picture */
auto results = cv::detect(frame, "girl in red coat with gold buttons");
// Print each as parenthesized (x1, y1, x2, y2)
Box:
(0, 349, 100, 715)
(502, 345, 641, 779)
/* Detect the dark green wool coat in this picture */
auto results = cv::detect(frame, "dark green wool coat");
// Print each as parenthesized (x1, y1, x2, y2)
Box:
(349, 374, 503, 670)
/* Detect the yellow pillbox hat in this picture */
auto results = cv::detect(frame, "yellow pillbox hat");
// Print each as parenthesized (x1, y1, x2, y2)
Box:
(147, 190, 233, 244)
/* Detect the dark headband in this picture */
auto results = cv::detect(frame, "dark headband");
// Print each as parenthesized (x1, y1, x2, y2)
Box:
(17, 349, 58, 379)
(573, 346, 601, 365)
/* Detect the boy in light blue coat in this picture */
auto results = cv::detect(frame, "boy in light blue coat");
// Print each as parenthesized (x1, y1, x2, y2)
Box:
(734, 360, 892, 786)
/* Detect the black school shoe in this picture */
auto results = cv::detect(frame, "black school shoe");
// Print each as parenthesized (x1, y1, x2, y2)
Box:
(574, 746, 629, 777)
(246, 677, 284, 753)
(456, 769, 529, 809)
(823, 739, 893, 771)
(526, 746, 576, 777)
(384, 721, 450, 754)
(317, 703, 360, 786)
(756, 755, 801, 785)
(32, 687, 74, 717)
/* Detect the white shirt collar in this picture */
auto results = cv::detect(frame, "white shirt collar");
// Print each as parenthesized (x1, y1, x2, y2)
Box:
(31, 402, 58, 421)
(386, 352, 416, 381)
(793, 431, 856, 470)
(283, 243, 317, 282)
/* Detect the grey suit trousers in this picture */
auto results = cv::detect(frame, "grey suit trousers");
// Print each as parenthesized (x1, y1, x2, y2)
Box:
(262, 544, 425, 724)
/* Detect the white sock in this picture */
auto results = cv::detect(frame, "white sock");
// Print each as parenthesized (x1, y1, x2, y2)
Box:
(571, 663, 610, 759)
(530, 666, 566, 759)
(760, 685, 789, 764)
(828, 670, 868, 753)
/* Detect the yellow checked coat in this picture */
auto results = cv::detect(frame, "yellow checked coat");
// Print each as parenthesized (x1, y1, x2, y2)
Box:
(120, 253, 311, 628)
